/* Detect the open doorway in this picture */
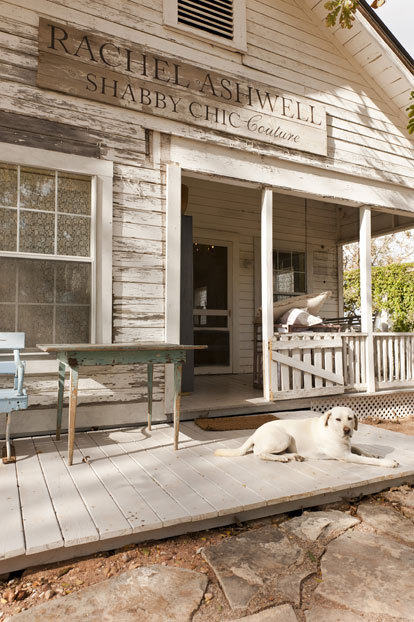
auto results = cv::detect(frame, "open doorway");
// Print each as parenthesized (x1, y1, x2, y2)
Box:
(193, 239, 233, 374)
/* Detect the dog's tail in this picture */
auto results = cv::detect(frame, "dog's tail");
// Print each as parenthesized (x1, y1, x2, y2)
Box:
(214, 437, 254, 457)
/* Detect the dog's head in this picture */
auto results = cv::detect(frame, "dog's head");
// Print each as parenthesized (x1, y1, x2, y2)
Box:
(321, 407, 358, 439)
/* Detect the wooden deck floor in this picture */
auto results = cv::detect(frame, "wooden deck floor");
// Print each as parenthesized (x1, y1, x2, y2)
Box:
(2, 412, 414, 573)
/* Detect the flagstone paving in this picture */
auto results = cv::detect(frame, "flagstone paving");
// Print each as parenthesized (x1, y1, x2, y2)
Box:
(7, 566, 207, 622)
(5, 490, 414, 622)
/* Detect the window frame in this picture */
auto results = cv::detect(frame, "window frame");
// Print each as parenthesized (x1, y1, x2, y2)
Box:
(273, 248, 307, 302)
(163, 0, 247, 53)
(0, 143, 113, 371)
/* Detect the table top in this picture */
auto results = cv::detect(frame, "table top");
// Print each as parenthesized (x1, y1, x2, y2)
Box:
(37, 342, 207, 353)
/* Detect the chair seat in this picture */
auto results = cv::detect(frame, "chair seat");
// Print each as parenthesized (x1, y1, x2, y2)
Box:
(0, 388, 28, 412)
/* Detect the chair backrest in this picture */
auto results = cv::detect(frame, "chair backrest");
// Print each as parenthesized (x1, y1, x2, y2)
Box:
(0, 362, 20, 375)
(0, 333, 25, 351)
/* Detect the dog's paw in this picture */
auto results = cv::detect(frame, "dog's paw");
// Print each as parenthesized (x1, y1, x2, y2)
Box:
(280, 455, 290, 462)
(294, 454, 305, 462)
(383, 458, 399, 468)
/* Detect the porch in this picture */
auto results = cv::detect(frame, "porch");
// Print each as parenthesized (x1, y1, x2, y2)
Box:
(2, 412, 414, 574)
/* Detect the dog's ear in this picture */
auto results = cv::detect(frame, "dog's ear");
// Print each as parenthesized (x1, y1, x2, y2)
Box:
(322, 410, 332, 427)
(353, 413, 358, 430)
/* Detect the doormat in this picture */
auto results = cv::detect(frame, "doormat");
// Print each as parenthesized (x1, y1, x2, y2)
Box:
(195, 414, 279, 431)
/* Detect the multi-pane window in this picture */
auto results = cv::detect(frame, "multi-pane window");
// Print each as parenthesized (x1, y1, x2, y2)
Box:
(0, 163, 94, 347)
(273, 250, 306, 301)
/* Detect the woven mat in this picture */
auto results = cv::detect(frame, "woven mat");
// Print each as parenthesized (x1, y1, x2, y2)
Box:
(195, 414, 278, 431)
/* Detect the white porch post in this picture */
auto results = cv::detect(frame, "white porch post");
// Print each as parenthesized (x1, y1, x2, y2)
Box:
(359, 206, 376, 393)
(165, 163, 182, 412)
(261, 188, 273, 401)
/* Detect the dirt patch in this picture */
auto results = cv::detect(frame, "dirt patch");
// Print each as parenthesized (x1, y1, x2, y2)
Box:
(363, 415, 414, 436)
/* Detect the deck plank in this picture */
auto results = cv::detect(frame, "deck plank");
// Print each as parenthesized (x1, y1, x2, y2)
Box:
(33, 437, 99, 547)
(88, 430, 189, 528)
(149, 426, 249, 515)
(53, 437, 132, 540)
(182, 422, 414, 501)
(77, 433, 162, 533)
(15, 439, 63, 555)
(0, 459, 25, 559)
(115, 432, 219, 521)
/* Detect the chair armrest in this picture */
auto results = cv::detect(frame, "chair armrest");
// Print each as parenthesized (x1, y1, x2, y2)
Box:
(15, 362, 25, 395)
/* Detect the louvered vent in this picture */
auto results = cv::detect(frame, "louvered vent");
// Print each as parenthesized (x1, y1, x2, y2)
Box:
(177, 0, 234, 41)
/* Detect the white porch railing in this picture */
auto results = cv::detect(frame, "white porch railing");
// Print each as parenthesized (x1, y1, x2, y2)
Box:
(374, 333, 414, 389)
(264, 331, 414, 398)
(342, 333, 367, 391)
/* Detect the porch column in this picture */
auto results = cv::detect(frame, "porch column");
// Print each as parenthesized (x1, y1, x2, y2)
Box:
(165, 163, 182, 412)
(261, 188, 273, 401)
(359, 206, 376, 393)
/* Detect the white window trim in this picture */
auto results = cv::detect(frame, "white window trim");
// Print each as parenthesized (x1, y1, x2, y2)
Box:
(0, 143, 113, 372)
(163, 0, 247, 53)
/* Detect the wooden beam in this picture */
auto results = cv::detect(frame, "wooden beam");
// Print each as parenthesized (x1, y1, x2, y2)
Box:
(165, 164, 182, 412)
(261, 188, 273, 401)
(359, 207, 376, 393)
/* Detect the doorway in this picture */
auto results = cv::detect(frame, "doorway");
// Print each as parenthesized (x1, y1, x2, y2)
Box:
(193, 239, 233, 374)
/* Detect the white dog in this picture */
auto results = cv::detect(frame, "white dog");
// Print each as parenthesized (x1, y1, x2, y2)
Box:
(215, 407, 398, 468)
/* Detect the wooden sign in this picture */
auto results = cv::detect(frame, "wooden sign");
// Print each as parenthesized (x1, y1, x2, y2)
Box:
(37, 19, 328, 156)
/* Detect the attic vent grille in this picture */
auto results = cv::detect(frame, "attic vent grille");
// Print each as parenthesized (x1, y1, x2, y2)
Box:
(177, 0, 234, 40)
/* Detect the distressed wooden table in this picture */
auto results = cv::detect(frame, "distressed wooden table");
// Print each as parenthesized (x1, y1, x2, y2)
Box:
(36, 343, 206, 466)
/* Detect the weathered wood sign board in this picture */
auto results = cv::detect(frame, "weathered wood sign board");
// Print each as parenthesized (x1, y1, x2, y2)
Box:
(37, 19, 327, 156)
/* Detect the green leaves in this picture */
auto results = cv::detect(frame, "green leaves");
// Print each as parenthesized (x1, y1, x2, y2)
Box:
(344, 263, 414, 332)
(324, 0, 359, 29)
(407, 91, 414, 135)
(325, 1, 387, 29)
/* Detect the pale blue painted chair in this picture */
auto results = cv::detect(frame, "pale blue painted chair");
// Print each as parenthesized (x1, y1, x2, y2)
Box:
(0, 333, 28, 463)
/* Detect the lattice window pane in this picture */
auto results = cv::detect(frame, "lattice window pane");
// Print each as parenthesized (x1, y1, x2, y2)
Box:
(0, 257, 91, 346)
(0, 164, 17, 207)
(20, 167, 55, 211)
(58, 172, 91, 215)
(0, 208, 17, 251)
(57, 214, 90, 256)
(19, 304, 54, 347)
(19, 210, 55, 254)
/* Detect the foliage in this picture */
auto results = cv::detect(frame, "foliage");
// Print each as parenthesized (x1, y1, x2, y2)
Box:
(344, 263, 414, 331)
(343, 230, 414, 272)
(324, 0, 386, 29)
(408, 91, 414, 135)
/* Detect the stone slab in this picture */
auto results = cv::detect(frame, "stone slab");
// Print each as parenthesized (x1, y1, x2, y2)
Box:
(305, 607, 366, 621)
(357, 502, 414, 545)
(233, 604, 298, 621)
(8, 566, 207, 622)
(202, 525, 302, 609)
(281, 511, 359, 542)
(316, 531, 414, 620)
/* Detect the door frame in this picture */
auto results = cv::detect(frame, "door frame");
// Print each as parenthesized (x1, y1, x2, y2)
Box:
(193, 228, 240, 375)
